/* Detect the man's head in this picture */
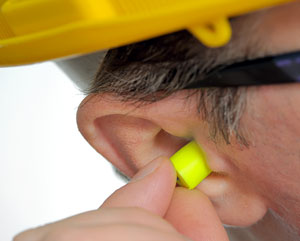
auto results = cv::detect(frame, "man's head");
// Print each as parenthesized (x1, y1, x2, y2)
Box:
(76, 1, 300, 238)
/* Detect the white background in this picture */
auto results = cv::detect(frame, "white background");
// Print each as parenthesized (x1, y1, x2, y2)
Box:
(0, 63, 125, 241)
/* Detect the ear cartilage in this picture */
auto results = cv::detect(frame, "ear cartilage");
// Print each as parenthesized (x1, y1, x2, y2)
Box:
(170, 141, 212, 189)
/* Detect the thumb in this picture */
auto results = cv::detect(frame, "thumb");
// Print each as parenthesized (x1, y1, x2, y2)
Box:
(101, 156, 177, 217)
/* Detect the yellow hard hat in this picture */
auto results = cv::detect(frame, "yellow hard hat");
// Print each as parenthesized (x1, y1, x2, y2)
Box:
(0, 0, 294, 66)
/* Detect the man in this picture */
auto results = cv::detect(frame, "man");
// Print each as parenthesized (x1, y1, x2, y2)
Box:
(14, 1, 300, 241)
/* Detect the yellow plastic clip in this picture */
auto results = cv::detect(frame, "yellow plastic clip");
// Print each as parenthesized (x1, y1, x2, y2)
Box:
(170, 141, 212, 189)
(188, 17, 232, 48)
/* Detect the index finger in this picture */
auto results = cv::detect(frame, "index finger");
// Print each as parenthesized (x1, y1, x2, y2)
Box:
(101, 156, 177, 217)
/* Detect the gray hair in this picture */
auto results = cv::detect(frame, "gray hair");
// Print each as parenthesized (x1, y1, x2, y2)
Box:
(85, 15, 268, 145)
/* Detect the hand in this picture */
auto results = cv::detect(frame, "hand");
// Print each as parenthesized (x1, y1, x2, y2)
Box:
(14, 157, 229, 241)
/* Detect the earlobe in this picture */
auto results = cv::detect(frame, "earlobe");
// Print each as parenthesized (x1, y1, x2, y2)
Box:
(190, 139, 268, 227)
(218, 187, 267, 227)
(196, 170, 268, 227)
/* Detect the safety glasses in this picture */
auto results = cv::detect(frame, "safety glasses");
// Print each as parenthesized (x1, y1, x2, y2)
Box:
(185, 51, 300, 88)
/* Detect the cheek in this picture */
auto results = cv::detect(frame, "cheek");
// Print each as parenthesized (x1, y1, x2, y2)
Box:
(227, 84, 300, 206)
(192, 85, 300, 227)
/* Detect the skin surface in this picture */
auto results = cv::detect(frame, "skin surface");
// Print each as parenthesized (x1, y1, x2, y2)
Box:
(15, 1, 300, 241)
(14, 158, 229, 241)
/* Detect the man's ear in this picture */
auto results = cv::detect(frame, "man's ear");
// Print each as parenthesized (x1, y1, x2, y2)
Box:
(76, 93, 268, 228)
(76, 93, 191, 177)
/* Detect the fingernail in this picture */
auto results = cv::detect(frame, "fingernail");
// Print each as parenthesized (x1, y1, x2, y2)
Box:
(131, 157, 165, 182)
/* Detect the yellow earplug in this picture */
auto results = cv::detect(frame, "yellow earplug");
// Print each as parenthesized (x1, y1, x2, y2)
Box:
(170, 141, 212, 189)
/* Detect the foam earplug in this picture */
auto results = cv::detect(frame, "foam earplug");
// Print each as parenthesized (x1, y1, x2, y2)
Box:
(170, 141, 212, 189)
